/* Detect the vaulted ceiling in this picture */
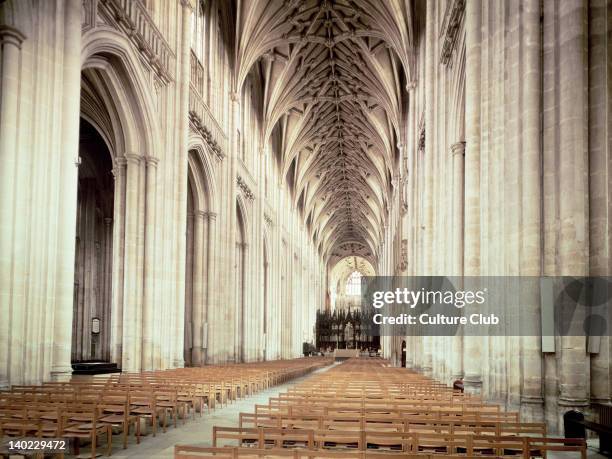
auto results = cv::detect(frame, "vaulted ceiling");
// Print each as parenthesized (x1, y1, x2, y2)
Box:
(235, 0, 415, 264)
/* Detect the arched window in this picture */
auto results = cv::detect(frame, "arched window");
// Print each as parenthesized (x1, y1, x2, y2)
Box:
(345, 271, 362, 296)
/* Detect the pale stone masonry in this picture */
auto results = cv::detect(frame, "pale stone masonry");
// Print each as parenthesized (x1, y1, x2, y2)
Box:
(379, 0, 612, 434)
(0, 0, 610, 436)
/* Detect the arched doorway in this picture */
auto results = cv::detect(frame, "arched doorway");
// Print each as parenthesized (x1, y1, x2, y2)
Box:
(401, 340, 407, 368)
(72, 118, 114, 362)
(184, 180, 196, 366)
(184, 150, 214, 367)
(76, 46, 161, 371)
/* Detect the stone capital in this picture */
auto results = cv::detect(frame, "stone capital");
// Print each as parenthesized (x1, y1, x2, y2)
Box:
(451, 141, 466, 156)
(112, 157, 127, 177)
(206, 211, 218, 221)
(124, 153, 143, 164)
(195, 210, 207, 219)
(0, 25, 27, 48)
(145, 156, 160, 167)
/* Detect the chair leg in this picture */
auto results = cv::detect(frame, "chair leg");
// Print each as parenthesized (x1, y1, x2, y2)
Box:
(91, 433, 96, 459)
(136, 418, 141, 444)
(123, 422, 128, 449)
(107, 427, 112, 456)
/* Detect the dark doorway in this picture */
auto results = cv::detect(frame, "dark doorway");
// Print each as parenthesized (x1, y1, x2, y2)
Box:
(72, 118, 114, 363)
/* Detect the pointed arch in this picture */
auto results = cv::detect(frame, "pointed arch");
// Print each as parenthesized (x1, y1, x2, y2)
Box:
(81, 27, 162, 161)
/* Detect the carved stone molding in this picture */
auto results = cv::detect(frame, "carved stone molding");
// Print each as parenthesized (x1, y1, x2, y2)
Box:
(451, 141, 466, 156)
(145, 156, 160, 167)
(0, 25, 27, 48)
(189, 114, 225, 161)
(418, 114, 426, 153)
(440, 0, 465, 66)
(98, 0, 175, 84)
(237, 175, 255, 201)
(124, 153, 143, 164)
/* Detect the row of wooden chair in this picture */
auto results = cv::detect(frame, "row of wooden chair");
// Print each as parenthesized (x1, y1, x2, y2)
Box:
(0, 357, 331, 458)
(175, 445, 501, 459)
(178, 358, 586, 459)
(211, 426, 585, 457)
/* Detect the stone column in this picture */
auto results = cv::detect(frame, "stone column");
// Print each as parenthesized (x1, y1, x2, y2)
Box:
(134, 158, 146, 366)
(0, 25, 26, 388)
(451, 141, 465, 381)
(240, 242, 249, 362)
(463, 0, 482, 394)
(103, 217, 113, 361)
(588, 0, 611, 406)
(556, 0, 589, 425)
(421, 0, 436, 377)
(122, 153, 142, 371)
(184, 212, 194, 367)
(191, 210, 205, 365)
(141, 157, 158, 370)
(205, 211, 217, 363)
(199, 212, 209, 363)
(110, 158, 127, 365)
(519, 0, 544, 422)
(174, 0, 192, 369)
(51, 0, 82, 381)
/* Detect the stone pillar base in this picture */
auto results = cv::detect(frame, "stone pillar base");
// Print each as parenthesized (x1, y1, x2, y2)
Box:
(50, 365, 73, 382)
(520, 396, 545, 422)
(463, 375, 482, 394)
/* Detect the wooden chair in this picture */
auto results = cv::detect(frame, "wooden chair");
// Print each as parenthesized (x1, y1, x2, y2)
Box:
(98, 393, 141, 449)
(59, 406, 112, 458)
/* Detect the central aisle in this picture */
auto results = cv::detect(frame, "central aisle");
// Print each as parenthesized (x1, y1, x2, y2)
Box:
(115, 364, 336, 459)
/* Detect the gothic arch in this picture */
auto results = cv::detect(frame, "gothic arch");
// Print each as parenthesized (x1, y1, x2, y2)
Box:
(81, 27, 162, 160)
(184, 139, 219, 366)
(236, 194, 250, 239)
(188, 135, 219, 214)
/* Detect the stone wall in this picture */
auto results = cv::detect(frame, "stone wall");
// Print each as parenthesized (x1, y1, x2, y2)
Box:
(379, 0, 611, 433)
(0, 0, 324, 387)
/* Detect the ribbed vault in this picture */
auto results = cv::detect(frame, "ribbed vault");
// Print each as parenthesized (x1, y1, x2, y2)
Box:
(236, 0, 414, 263)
